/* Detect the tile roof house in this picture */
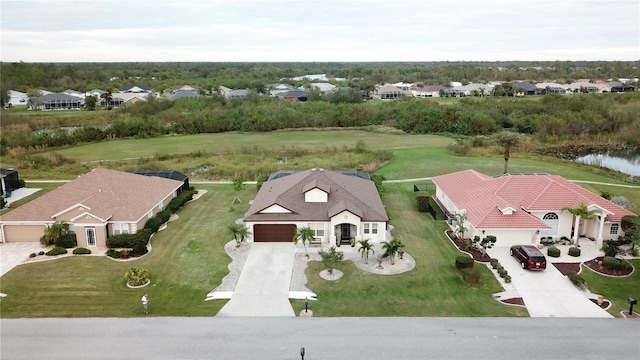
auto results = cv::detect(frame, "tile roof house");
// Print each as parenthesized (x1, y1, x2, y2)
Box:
(0, 168, 184, 247)
(244, 168, 389, 246)
(432, 170, 635, 247)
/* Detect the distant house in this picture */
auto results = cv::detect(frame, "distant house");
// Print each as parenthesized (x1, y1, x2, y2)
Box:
(410, 85, 447, 98)
(244, 168, 390, 245)
(276, 90, 308, 102)
(456, 83, 493, 96)
(37, 93, 83, 110)
(0, 168, 22, 197)
(103, 93, 148, 108)
(63, 89, 85, 99)
(85, 89, 107, 98)
(442, 89, 465, 97)
(567, 82, 601, 93)
(170, 85, 200, 93)
(119, 85, 152, 93)
(373, 85, 408, 100)
(607, 81, 635, 93)
(225, 89, 251, 99)
(512, 82, 543, 96)
(0, 168, 184, 246)
(6, 90, 28, 106)
(168, 90, 199, 101)
(308, 83, 336, 93)
(266, 83, 295, 96)
(126, 170, 190, 192)
(432, 169, 635, 247)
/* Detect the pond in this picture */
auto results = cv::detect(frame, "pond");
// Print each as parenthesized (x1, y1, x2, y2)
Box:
(574, 149, 640, 176)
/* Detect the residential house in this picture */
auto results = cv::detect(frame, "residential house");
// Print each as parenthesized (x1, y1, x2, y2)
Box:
(168, 90, 199, 101)
(36, 93, 83, 110)
(567, 82, 601, 93)
(512, 82, 543, 96)
(244, 168, 390, 245)
(104, 92, 148, 108)
(225, 89, 251, 99)
(6, 90, 28, 106)
(456, 83, 493, 96)
(276, 90, 308, 102)
(0, 168, 184, 247)
(607, 81, 635, 93)
(85, 89, 107, 98)
(410, 85, 447, 98)
(63, 89, 85, 99)
(535, 82, 568, 95)
(0, 168, 22, 197)
(119, 85, 152, 93)
(308, 83, 336, 93)
(432, 169, 635, 247)
(372, 85, 408, 100)
(266, 83, 295, 96)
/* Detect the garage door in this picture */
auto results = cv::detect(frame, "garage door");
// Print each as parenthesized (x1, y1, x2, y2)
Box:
(253, 224, 297, 242)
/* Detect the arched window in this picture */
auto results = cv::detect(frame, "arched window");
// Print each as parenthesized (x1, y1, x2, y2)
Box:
(540, 212, 559, 237)
(610, 224, 619, 235)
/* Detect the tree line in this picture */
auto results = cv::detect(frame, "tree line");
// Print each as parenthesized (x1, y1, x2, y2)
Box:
(2, 92, 639, 154)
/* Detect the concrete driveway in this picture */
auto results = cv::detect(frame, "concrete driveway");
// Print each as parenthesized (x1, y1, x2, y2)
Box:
(217, 243, 296, 317)
(487, 246, 612, 318)
(0, 242, 48, 278)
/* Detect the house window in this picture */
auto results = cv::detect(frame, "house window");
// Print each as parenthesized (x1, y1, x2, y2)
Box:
(540, 213, 559, 237)
(308, 223, 324, 237)
(113, 224, 129, 235)
(610, 224, 619, 235)
(363, 223, 378, 235)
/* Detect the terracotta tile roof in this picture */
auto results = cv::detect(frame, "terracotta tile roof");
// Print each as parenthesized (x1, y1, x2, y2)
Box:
(0, 168, 184, 223)
(244, 169, 388, 222)
(432, 169, 635, 229)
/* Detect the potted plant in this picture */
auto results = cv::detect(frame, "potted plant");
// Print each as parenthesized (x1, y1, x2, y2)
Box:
(350, 237, 356, 247)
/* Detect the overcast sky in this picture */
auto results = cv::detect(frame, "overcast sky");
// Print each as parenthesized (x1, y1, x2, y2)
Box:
(1, 0, 638, 62)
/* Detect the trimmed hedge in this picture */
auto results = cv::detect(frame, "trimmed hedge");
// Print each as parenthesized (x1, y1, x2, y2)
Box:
(603, 256, 631, 271)
(490, 258, 499, 268)
(547, 246, 561, 257)
(73, 247, 92, 255)
(417, 195, 430, 212)
(455, 255, 474, 269)
(460, 268, 481, 285)
(55, 233, 77, 248)
(498, 269, 508, 278)
(29, 253, 37, 258)
(567, 271, 586, 290)
(568, 247, 581, 257)
(46, 246, 67, 256)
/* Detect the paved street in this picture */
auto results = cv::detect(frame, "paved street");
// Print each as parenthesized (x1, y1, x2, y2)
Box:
(1, 317, 638, 359)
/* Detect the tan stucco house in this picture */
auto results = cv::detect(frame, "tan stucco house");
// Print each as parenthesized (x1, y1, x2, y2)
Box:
(244, 169, 390, 245)
(0, 168, 184, 248)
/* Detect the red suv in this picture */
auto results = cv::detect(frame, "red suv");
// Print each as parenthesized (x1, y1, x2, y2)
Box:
(510, 245, 547, 270)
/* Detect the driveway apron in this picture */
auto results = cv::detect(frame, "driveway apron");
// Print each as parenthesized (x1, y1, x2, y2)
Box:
(488, 247, 612, 318)
(217, 243, 296, 317)
(0, 243, 48, 277)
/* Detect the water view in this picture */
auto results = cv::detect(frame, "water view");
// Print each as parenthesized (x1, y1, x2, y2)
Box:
(575, 152, 640, 176)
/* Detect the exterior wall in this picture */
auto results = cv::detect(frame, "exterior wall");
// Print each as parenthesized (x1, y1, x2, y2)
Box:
(74, 224, 108, 247)
(304, 188, 328, 202)
(330, 211, 361, 241)
(260, 204, 291, 213)
(435, 187, 458, 215)
(2, 224, 48, 242)
(480, 229, 533, 247)
(359, 221, 387, 242)
(54, 206, 90, 222)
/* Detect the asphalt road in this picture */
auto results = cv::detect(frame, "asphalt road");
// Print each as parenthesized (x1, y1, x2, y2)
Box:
(1, 317, 638, 359)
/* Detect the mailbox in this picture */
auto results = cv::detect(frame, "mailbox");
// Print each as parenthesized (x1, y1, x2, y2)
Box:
(628, 297, 637, 315)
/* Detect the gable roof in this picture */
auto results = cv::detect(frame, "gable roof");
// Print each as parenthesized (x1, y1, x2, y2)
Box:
(0, 168, 183, 223)
(38, 93, 83, 103)
(244, 169, 388, 223)
(432, 169, 635, 229)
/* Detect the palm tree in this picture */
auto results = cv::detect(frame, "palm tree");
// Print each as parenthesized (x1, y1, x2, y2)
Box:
(100, 91, 113, 108)
(382, 239, 401, 265)
(293, 226, 315, 257)
(454, 213, 467, 240)
(357, 239, 375, 264)
(228, 223, 251, 245)
(494, 131, 523, 174)
(562, 202, 600, 246)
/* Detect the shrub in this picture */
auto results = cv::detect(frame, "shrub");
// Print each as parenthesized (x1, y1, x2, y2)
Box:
(567, 271, 586, 290)
(460, 268, 481, 285)
(602, 256, 631, 271)
(547, 246, 561, 257)
(496, 265, 504, 272)
(318, 246, 344, 275)
(46, 246, 67, 256)
(106, 249, 123, 258)
(125, 268, 150, 287)
(417, 195, 430, 212)
(29, 252, 37, 258)
(73, 247, 92, 255)
(38, 251, 45, 255)
(455, 255, 474, 269)
(568, 247, 581, 257)
(602, 241, 619, 257)
(55, 233, 77, 248)
(498, 269, 508, 278)
(490, 258, 499, 268)
(504, 275, 512, 283)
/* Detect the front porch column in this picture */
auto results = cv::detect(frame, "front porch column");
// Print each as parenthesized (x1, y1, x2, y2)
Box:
(597, 215, 605, 242)
(573, 216, 581, 243)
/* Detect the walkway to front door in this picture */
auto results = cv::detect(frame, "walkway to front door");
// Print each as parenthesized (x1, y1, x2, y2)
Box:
(216, 243, 296, 317)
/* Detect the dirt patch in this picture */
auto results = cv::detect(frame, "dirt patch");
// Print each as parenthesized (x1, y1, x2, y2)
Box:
(449, 233, 492, 263)
(584, 257, 634, 276)
(552, 262, 581, 276)
(589, 298, 610, 309)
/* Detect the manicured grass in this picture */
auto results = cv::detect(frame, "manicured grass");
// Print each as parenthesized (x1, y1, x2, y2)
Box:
(291, 183, 528, 317)
(579, 259, 640, 318)
(0, 185, 250, 318)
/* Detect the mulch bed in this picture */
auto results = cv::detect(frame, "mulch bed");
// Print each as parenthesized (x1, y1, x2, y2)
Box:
(589, 298, 610, 309)
(449, 233, 492, 263)
(552, 262, 581, 276)
(500, 297, 525, 306)
(584, 257, 633, 276)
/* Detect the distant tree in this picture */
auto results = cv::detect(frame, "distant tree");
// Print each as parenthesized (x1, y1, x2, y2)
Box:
(494, 131, 524, 174)
(84, 95, 97, 111)
(100, 91, 113, 108)
(231, 177, 245, 204)
(26, 89, 41, 109)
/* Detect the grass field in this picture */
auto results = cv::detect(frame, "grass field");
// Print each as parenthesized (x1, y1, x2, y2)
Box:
(579, 259, 640, 317)
(1, 129, 638, 318)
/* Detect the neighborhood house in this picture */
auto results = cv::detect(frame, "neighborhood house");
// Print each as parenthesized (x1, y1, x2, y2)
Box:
(432, 169, 636, 247)
(243, 168, 390, 245)
(0, 168, 184, 247)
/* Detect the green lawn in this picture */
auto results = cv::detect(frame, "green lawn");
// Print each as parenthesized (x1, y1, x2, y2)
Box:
(0, 185, 250, 317)
(579, 259, 640, 317)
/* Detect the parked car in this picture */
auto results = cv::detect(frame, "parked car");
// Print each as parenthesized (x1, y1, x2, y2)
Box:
(510, 245, 547, 270)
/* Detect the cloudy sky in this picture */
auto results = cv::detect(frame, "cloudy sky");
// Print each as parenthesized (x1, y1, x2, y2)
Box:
(1, 0, 638, 62)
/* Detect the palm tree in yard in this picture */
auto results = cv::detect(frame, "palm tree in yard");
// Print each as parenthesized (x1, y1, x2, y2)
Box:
(382, 239, 401, 265)
(100, 91, 113, 108)
(293, 226, 315, 257)
(357, 239, 375, 264)
(562, 202, 600, 246)
(228, 223, 251, 246)
(494, 131, 523, 174)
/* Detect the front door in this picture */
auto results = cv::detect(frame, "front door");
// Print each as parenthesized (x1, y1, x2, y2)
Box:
(340, 223, 351, 244)
(85, 227, 97, 247)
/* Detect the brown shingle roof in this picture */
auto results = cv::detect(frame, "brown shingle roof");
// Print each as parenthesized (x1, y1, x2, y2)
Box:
(244, 169, 388, 222)
(0, 168, 183, 223)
